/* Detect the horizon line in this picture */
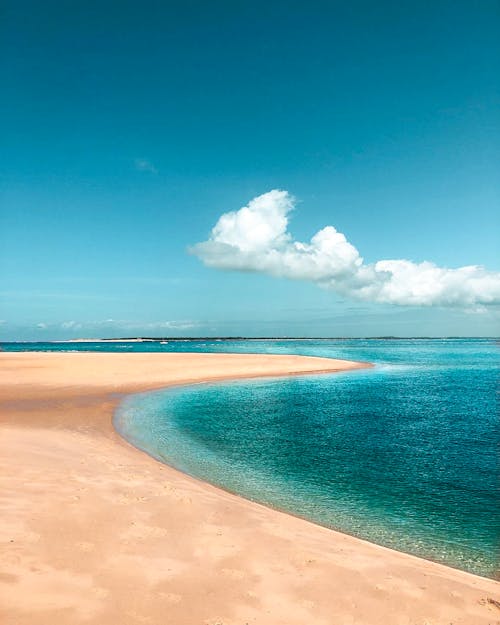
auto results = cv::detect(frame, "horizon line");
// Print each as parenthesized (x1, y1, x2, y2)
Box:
(1, 336, 498, 343)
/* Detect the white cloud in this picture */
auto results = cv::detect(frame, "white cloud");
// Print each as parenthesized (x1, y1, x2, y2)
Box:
(29, 319, 199, 335)
(129, 320, 199, 331)
(93, 319, 199, 331)
(61, 320, 82, 330)
(191, 190, 500, 310)
(134, 158, 158, 174)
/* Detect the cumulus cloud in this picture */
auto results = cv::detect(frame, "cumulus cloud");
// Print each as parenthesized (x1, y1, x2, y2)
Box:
(191, 190, 500, 310)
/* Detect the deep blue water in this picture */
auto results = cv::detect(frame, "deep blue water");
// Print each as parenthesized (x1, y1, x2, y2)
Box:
(4, 339, 499, 577)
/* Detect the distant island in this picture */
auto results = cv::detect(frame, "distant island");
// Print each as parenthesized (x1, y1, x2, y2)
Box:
(59, 336, 492, 342)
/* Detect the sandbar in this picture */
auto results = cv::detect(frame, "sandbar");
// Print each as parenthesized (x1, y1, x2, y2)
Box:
(0, 351, 498, 625)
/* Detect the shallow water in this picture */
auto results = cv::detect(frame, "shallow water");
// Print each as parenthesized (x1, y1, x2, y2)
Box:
(111, 339, 499, 578)
(4, 338, 499, 577)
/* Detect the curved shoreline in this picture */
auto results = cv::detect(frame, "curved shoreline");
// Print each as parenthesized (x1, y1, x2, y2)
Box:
(1, 351, 499, 625)
(113, 381, 495, 583)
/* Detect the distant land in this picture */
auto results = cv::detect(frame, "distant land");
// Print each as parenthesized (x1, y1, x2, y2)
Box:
(1, 336, 498, 343)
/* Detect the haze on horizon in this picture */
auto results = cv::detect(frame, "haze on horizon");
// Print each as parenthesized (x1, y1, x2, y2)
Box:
(1, 1, 499, 340)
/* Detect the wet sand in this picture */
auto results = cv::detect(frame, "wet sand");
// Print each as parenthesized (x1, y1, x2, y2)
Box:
(0, 352, 499, 625)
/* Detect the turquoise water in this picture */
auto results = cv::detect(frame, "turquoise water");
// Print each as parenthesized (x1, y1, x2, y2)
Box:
(3, 339, 499, 577)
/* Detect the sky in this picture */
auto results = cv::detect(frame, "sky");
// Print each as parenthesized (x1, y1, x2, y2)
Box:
(1, 0, 499, 339)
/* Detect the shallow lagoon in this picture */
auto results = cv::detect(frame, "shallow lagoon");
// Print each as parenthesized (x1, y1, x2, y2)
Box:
(109, 339, 499, 578)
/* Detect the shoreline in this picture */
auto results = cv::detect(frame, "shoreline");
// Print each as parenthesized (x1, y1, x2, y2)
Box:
(113, 390, 497, 586)
(1, 352, 499, 624)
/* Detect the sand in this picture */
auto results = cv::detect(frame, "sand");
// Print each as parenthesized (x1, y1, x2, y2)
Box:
(0, 351, 498, 625)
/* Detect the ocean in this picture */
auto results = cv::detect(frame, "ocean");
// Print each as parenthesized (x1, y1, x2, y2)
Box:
(3, 338, 499, 577)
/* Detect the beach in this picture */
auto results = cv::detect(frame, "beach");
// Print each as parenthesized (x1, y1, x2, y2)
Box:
(1, 352, 499, 625)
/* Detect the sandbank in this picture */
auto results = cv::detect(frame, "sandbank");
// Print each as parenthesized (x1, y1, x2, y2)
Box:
(0, 351, 498, 625)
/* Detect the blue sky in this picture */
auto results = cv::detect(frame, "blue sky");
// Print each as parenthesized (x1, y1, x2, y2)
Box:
(1, 0, 499, 339)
